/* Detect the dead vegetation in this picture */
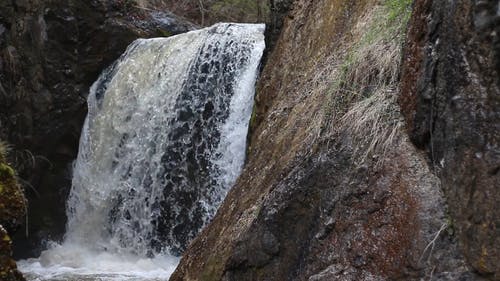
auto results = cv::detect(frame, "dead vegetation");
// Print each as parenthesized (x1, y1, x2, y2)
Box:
(322, 0, 412, 165)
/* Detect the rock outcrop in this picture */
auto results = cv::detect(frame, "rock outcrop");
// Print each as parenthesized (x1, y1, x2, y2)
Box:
(0, 0, 195, 258)
(172, 0, 495, 280)
(0, 142, 26, 281)
(400, 0, 500, 278)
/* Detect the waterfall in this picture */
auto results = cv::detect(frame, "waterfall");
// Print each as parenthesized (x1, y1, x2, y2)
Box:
(18, 23, 265, 280)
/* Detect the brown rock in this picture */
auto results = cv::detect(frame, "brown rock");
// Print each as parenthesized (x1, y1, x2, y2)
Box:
(400, 0, 500, 278)
(172, 0, 482, 280)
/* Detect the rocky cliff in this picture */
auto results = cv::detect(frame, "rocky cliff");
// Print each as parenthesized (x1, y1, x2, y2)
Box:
(0, 0, 195, 257)
(172, 0, 498, 280)
(0, 0, 498, 280)
(400, 0, 499, 278)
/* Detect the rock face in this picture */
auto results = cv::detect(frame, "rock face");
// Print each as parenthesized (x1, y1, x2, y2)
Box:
(0, 143, 26, 281)
(400, 0, 500, 278)
(0, 0, 195, 258)
(172, 0, 488, 280)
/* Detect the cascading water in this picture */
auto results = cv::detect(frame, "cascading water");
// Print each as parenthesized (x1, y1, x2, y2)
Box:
(18, 23, 265, 281)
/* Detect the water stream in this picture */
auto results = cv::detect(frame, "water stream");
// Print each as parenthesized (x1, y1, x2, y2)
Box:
(18, 23, 265, 281)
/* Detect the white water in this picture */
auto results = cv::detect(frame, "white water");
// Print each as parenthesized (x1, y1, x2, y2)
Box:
(19, 23, 265, 281)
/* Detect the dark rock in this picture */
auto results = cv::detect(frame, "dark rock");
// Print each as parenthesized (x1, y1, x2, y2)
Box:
(0, 144, 26, 281)
(0, 145, 26, 235)
(267, 0, 294, 50)
(159, 0, 270, 26)
(0, 226, 25, 281)
(400, 0, 500, 278)
(0, 0, 195, 258)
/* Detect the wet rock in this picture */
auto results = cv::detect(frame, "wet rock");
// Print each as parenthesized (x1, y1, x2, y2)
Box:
(0, 0, 195, 258)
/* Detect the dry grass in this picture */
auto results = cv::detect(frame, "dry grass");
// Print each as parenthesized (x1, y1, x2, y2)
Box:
(321, 0, 412, 165)
(339, 87, 403, 166)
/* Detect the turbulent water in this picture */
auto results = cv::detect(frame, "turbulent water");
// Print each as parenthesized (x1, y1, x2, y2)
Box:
(18, 23, 265, 281)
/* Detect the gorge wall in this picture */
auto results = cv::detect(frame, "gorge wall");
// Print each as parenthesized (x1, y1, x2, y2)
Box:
(0, 0, 195, 257)
(172, 0, 499, 280)
(0, 0, 498, 280)
(400, 0, 499, 278)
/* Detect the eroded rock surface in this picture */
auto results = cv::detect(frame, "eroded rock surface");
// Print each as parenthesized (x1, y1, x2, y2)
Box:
(400, 0, 500, 278)
(172, 0, 486, 280)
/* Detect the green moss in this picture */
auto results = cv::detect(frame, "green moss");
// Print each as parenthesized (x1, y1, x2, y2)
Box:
(0, 183, 3, 194)
(209, 0, 269, 22)
(249, 104, 257, 129)
(385, 0, 413, 24)
(0, 163, 15, 179)
(158, 29, 172, 37)
(325, 0, 413, 113)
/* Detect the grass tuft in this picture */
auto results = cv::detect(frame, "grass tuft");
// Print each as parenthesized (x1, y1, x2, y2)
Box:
(321, 0, 412, 165)
(339, 87, 403, 166)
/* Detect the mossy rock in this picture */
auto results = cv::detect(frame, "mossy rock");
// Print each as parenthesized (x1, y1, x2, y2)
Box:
(0, 226, 25, 281)
(0, 154, 26, 234)
(0, 163, 15, 180)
